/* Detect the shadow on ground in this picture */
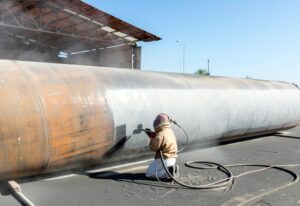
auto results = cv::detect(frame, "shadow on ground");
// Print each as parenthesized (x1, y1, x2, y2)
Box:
(88, 172, 180, 189)
(0, 182, 11, 196)
(89, 172, 149, 181)
(274, 133, 300, 139)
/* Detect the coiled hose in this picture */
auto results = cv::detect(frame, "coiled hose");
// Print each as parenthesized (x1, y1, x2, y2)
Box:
(157, 119, 300, 204)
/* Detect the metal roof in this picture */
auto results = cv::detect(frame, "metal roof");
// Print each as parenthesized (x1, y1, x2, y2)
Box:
(0, 0, 161, 53)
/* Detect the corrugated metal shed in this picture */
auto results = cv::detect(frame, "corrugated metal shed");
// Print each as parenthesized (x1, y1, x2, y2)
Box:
(0, 0, 161, 53)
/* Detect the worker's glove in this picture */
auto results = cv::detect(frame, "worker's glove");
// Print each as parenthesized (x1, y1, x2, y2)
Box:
(143, 128, 156, 139)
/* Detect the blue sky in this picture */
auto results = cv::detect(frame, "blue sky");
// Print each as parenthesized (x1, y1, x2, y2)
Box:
(85, 0, 300, 85)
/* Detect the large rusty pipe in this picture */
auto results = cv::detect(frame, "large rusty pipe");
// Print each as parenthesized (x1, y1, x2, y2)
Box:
(0, 60, 300, 180)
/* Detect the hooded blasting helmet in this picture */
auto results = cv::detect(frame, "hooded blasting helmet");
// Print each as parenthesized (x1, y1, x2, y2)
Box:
(153, 113, 170, 131)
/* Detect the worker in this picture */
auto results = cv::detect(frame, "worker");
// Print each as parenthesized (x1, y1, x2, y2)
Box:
(145, 113, 179, 179)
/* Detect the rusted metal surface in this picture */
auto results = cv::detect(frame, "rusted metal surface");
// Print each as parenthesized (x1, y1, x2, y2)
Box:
(21, 62, 115, 172)
(0, 60, 300, 180)
(0, 60, 114, 179)
(0, 61, 48, 179)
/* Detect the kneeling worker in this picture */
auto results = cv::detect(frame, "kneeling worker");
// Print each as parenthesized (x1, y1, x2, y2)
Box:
(145, 113, 179, 179)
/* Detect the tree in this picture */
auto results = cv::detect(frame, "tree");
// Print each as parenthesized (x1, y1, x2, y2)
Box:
(194, 68, 210, 76)
(245, 75, 252, 79)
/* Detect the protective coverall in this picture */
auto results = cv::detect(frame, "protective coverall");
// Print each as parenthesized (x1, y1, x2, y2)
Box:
(145, 114, 178, 179)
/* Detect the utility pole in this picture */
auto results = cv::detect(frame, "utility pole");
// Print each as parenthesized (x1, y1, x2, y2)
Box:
(207, 59, 210, 74)
(182, 44, 185, 73)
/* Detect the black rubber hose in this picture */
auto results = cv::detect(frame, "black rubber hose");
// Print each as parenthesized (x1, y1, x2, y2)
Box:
(169, 119, 188, 153)
(160, 152, 299, 206)
(158, 119, 300, 204)
(159, 150, 234, 189)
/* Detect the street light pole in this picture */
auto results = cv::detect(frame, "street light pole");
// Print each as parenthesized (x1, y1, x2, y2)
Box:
(176, 40, 185, 73)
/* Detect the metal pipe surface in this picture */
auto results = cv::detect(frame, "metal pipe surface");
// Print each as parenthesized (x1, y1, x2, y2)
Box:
(0, 60, 300, 180)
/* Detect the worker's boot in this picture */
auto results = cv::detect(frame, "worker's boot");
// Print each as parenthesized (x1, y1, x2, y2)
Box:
(174, 164, 180, 178)
(168, 165, 180, 178)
